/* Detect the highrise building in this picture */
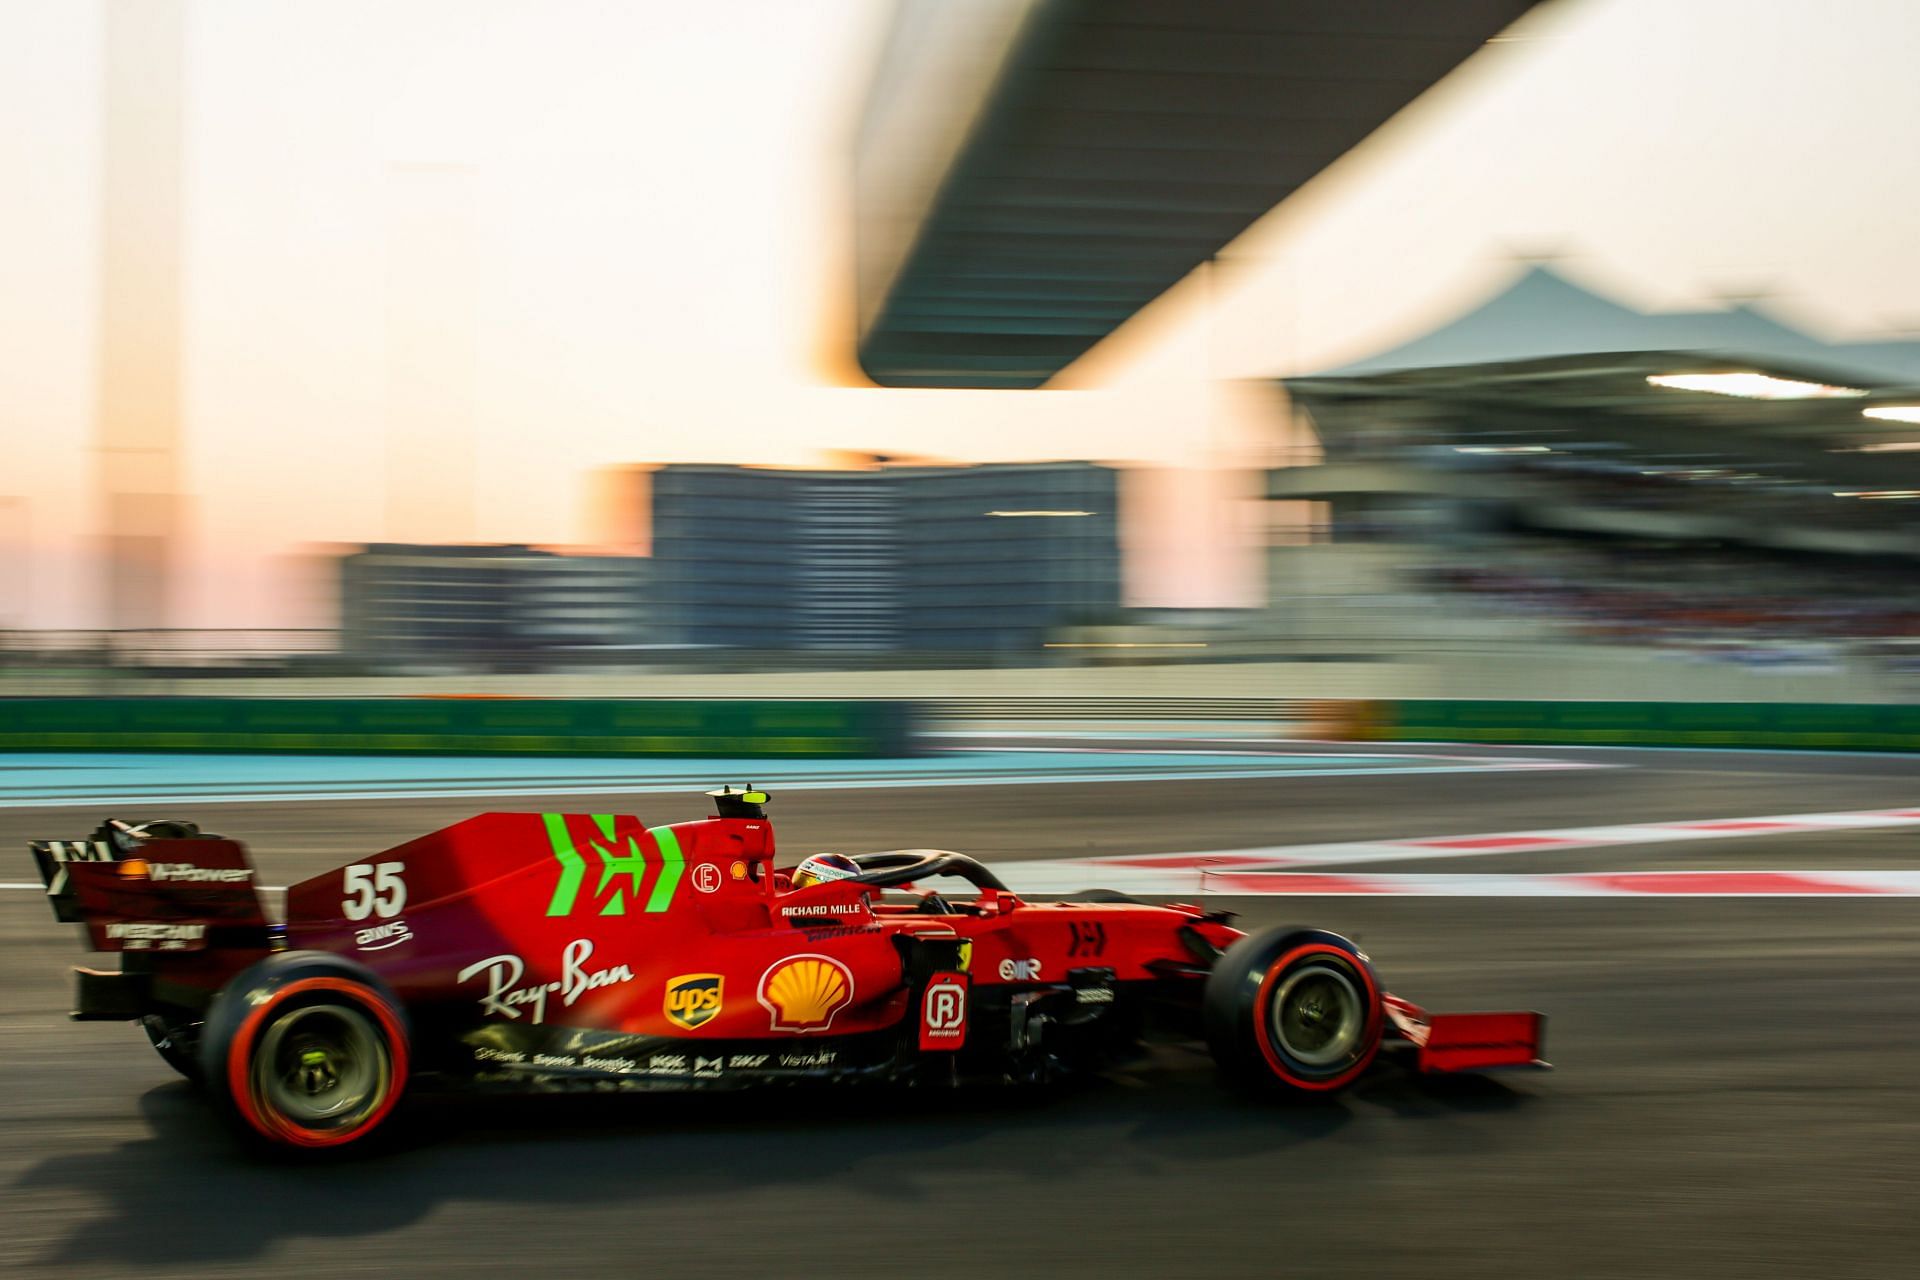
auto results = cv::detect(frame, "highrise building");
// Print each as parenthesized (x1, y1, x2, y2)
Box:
(338, 544, 652, 670)
(97, 0, 186, 628)
(647, 461, 1121, 654)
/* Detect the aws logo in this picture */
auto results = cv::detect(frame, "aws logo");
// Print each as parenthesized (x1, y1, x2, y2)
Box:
(663, 974, 723, 1030)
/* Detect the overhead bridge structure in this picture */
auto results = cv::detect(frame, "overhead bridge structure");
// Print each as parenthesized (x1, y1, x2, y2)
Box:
(854, 0, 1544, 389)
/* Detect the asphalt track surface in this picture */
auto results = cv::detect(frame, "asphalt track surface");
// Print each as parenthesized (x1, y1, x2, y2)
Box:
(7, 740, 1920, 1278)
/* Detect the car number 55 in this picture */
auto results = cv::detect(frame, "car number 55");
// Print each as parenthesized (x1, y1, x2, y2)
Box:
(342, 862, 407, 921)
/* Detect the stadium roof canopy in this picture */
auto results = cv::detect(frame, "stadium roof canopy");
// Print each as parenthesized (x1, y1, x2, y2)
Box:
(853, 0, 1544, 389)
(1280, 266, 1920, 496)
(1312, 265, 1920, 384)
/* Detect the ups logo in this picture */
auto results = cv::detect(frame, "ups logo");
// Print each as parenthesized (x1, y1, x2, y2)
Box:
(664, 974, 723, 1030)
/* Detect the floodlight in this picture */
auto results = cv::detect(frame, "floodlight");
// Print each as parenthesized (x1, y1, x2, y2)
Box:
(1647, 373, 1865, 400)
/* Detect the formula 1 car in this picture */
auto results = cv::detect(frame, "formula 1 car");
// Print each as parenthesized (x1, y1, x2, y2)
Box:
(30, 787, 1546, 1150)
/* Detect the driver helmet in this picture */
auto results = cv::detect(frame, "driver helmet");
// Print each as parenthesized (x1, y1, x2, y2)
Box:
(791, 852, 860, 890)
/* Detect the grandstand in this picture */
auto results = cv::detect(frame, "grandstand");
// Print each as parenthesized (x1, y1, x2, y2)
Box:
(1270, 265, 1920, 673)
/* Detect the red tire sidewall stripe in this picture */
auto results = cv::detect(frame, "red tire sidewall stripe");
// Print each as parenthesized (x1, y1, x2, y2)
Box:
(226, 976, 409, 1148)
(1250, 943, 1381, 1091)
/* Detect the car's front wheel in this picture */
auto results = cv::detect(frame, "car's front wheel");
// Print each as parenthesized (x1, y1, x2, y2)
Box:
(1203, 927, 1381, 1093)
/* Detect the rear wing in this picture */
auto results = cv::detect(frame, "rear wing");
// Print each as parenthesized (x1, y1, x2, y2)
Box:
(30, 820, 270, 957)
(31, 836, 118, 925)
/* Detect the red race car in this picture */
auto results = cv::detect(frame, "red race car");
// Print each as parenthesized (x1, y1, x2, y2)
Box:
(30, 786, 1546, 1151)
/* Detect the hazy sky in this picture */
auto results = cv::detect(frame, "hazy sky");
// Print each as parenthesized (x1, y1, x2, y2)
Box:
(4, 0, 1920, 627)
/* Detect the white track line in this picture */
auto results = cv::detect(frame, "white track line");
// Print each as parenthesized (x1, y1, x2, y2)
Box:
(1044, 805, 1920, 875)
(10, 804, 1919, 900)
(7, 868, 1920, 900)
(996, 804, 1920, 894)
(1006, 868, 1920, 897)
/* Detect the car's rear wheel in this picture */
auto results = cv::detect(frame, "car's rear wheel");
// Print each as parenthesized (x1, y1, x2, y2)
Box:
(1204, 927, 1381, 1093)
(201, 952, 409, 1151)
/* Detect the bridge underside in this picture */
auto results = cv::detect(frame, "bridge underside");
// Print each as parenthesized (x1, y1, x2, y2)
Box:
(854, 0, 1542, 389)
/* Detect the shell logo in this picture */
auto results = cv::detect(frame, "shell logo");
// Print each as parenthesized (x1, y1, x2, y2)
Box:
(757, 955, 855, 1033)
(118, 859, 150, 880)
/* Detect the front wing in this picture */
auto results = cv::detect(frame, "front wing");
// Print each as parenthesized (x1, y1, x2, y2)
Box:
(1383, 995, 1549, 1073)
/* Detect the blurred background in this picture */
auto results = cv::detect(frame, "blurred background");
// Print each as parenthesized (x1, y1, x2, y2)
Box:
(16, 8, 1920, 1277)
(7, 0, 1920, 707)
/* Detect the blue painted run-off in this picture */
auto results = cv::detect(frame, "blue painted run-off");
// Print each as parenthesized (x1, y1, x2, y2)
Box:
(0, 748, 1587, 808)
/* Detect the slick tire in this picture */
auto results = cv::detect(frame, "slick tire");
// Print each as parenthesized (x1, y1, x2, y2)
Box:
(1203, 927, 1382, 1095)
(142, 1013, 204, 1086)
(200, 951, 410, 1153)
